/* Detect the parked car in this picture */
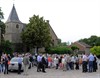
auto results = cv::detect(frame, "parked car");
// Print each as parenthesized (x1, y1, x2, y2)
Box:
(8, 57, 24, 71)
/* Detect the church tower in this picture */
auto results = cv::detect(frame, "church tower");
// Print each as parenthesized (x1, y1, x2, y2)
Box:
(4, 4, 24, 43)
(4, 4, 25, 52)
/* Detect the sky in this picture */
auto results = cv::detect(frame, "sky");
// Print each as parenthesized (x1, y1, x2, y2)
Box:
(0, 0, 100, 43)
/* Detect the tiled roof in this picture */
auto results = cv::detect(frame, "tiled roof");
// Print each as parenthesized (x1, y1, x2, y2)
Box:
(77, 41, 91, 48)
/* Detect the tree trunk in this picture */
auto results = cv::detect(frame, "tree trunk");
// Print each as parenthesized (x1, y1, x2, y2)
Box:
(24, 44, 27, 53)
(34, 47, 38, 55)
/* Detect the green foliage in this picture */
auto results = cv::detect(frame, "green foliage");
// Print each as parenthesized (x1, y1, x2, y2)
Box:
(58, 42, 68, 46)
(90, 46, 100, 56)
(79, 35, 100, 47)
(0, 7, 4, 19)
(57, 39, 69, 46)
(21, 15, 52, 49)
(71, 45, 79, 51)
(58, 39, 61, 44)
(1, 40, 13, 54)
(0, 21, 5, 39)
(0, 7, 5, 41)
(46, 46, 72, 54)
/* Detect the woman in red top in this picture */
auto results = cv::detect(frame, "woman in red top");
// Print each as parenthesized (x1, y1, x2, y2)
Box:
(48, 56, 52, 68)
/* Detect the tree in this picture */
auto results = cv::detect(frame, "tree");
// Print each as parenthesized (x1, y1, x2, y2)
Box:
(58, 39, 61, 45)
(71, 45, 79, 51)
(21, 15, 52, 53)
(0, 7, 5, 41)
(0, 21, 5, 41)
(71, 45, 79, 54)
(1, 40, 13, 54)
(90, 46, 100, 56)
(0, 7, 6, 57)
(79, 35, 100, 47)
(0, 7, 4, 19)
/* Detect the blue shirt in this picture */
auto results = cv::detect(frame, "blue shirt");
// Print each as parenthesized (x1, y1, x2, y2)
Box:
(37, 55, 42, 62)
(88, 54, 94, 61)
(18, 57, 23, 64)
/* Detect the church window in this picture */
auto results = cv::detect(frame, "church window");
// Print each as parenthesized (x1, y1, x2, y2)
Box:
(22, 28, 24, 31)
(16, 24, 19, 28)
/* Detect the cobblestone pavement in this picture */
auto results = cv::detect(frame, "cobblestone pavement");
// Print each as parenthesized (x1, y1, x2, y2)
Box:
(0, 66, 100, 78)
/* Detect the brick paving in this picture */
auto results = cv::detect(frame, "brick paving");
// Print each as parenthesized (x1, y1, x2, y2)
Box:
(0, 65, 100, 78)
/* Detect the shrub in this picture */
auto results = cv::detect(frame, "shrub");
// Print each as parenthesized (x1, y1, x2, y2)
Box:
(46, 46, 72, 54)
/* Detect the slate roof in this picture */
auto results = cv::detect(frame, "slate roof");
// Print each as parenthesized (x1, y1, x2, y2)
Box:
(6, 4, 22, 23)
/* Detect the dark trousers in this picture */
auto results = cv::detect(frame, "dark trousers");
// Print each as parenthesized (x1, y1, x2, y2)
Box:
(18, 63, 22, 74)
(4, 64, 8, 74)
(28, 62, 31, 69)
(93, 61, 97, 72)
(82, 61, 87, 72)
(75, 62, 79, 70)
(42, 64, 46, 72)
(56, 64, 59, 69)
(37, 62, 42, 72)
(71, 62, 74, 70)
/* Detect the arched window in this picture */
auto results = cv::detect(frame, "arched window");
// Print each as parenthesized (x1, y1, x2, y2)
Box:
(16, 24, 19, 28)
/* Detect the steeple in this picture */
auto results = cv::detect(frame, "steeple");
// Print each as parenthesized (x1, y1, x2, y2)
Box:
(6, 4, 22, 23)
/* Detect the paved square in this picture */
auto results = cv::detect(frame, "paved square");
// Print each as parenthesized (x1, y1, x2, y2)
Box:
(0, 66, 100, 78)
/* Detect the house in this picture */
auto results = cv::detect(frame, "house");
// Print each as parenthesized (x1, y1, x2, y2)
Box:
(70, 41, 92, 54)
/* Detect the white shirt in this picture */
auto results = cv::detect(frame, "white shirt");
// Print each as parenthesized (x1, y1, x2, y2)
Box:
(82, 55, 88, 61)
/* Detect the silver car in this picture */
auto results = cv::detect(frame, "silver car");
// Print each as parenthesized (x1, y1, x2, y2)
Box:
(8, 57, 24, 71)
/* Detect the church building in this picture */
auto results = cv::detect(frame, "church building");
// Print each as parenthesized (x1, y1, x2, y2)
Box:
(4, 4, 58, 52)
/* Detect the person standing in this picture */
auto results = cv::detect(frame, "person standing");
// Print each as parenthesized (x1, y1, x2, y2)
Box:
(18, 55, 23, 74)
(82, 53, 88, 73)
(41, 55, 46, 73)
(93, 55, 98, 72)
(4, 54, 9, 74)
(0, 56, 5, 73)
(37, 54, 42, 72)
(75, 55, 79, 70)
(70, 55, 75, 70)
(47, 55, 52, 68)
(88, 53, 94, 72)
(23, 53, 30, 75)
(54, 56, 59, 69)
(62, 55, 67, 71)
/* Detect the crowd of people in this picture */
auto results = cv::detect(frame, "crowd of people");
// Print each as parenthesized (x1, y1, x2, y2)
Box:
(0, 52, 99, 75)
(37, 53, 99, 73)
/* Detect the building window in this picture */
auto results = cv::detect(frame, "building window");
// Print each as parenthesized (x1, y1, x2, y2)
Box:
(22, 28, 24, 31)
(16, 24, 19, 28)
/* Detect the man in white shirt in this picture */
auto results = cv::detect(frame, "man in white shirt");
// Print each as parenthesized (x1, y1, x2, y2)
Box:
(82, 53, 88, 72)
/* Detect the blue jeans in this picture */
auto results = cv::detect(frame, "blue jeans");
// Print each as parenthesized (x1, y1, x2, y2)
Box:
(0, 64, 1, 72)
(0, 64, 5, 72)
(88, 61, 93, 72)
